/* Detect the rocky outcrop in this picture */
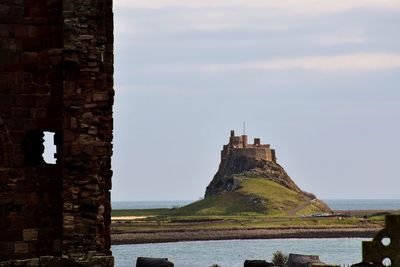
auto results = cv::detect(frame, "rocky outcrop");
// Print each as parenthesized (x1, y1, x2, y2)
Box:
(204, 145, 331, 215)
(286, 254, 331, 267)
(136, 257, 174, 267)
(206, 153, 306, 198)
(244, 260, 274, 267)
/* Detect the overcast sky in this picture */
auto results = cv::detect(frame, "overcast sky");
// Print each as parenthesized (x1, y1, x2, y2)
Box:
(110, 0, 400, 201)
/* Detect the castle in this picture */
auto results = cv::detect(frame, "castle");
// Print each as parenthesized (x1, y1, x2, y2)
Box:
(221, 130, 276, 163)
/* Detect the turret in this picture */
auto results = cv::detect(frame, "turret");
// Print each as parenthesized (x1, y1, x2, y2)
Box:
(241, 135, 248, 148)
(224, 129, 276, 162)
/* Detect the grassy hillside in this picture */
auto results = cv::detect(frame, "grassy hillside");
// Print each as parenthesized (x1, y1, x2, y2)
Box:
(171, 177, 327, 216)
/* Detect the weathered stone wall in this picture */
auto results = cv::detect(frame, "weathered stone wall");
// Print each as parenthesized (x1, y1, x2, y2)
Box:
(223, 131, 276, 163)
(0, 0, 114, 265)
(231, 147, 274, 162)
(0, 0, 64, 260)
(61, 0, 114, 256)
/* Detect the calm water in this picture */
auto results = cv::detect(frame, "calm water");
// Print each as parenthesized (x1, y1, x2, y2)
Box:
(112, 238, 368, 267)
(110, 201, 389, 266)
(112, 199, 400, 210)
(324, 199, 400, 211)
(112, 200, 192, 209)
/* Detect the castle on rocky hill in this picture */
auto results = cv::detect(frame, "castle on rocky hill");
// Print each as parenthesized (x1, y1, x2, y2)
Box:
(221, 130, 276, 164)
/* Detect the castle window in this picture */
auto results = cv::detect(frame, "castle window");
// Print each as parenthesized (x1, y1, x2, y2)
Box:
(23, 130, 59, 166)
(43, 131, 57, 164)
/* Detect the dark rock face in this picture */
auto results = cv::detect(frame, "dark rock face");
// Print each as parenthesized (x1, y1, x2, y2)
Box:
(244, 259, 274, 267)
(286, 254, 326, 267)
(205, 153, 303, 198)
(351, 262, 373, 267)
(204, 137, 332, 215)
(40, 258, 86, 267)
(136, 257, 174, 267)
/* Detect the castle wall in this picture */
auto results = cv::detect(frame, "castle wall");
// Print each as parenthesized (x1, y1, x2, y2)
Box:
(0, 0, 114, 265)
(231, 147, 274, 161)
(223, 131, 276, 163)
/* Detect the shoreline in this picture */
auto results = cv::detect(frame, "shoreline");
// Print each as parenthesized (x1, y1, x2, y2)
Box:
(111, 227, 379, 245)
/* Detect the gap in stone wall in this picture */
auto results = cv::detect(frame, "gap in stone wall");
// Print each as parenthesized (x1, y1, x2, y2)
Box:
(43, 132, 57, 164)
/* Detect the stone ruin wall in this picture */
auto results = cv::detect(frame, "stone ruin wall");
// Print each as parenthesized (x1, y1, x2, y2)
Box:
(0, 0, 114, 265)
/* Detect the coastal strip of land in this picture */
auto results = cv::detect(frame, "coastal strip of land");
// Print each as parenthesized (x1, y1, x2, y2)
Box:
(111, 227, 378, 245)
(110, 209, 389, 245)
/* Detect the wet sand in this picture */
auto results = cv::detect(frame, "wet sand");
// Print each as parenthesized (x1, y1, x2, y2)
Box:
(111, 227, 378, 245)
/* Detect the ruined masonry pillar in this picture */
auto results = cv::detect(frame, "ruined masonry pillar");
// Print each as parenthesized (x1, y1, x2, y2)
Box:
(61, 0, 114, 261)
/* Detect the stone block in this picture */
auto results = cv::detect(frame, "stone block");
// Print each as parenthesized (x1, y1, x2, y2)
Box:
(87, 256, 114, 267)
(41, 258, 86, 267)
(92, 93, 109, 102)
(0, 5, 11, 17)
(14, 241, 29, 254)
(0, 241, 14, 257)
(22, 52, 38, 64)
(23, 228, 38, 241)
(52, 239, 62, 254)
(0, 230, 23, 241)
(14, 25, 28, 38)
(31, 108, 47, 119)
(27, 258, 39, 267)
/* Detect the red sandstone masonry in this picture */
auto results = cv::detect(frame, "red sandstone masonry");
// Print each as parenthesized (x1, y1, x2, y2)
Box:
(0, 0, 114, 266)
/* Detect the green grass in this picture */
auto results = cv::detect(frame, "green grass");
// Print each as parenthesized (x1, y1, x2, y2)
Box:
(111, 216, 379, 233)
(167, 177, 322, 216)
(111, 208, 171, 217)
(238, 177, 307, 214)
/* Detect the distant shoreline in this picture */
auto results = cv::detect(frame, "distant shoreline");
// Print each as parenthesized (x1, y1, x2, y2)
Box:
(111, 227, 378, 245)
(111, 199, 400, 211)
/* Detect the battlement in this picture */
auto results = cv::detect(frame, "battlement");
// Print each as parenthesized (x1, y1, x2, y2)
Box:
(221, 130, 276, 162)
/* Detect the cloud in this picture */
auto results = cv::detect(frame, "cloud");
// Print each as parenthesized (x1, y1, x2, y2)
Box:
(115, 0, 400, 14)
(115, 84, 192, 95)
(115, 8, 299, 35)
(150, 53, 400, 73)
(315, 35, 365, 46)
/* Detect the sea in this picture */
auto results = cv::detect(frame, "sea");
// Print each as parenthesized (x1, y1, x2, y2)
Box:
(111, 199, 399, 267)
(111, 199, 400, 211)
(112, 238, 367, 267)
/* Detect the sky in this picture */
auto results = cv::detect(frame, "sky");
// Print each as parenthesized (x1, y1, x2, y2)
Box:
(109, 0, 400, 201)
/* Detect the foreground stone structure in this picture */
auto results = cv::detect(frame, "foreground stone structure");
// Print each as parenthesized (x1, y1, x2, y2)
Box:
(362, 214, 400, 266)
(286, 254, 335, 267)
(0, 0, 114, 265)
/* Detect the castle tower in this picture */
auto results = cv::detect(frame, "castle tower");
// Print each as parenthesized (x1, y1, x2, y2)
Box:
(241, 135, 248, 148)
(222, 130, 276, 163)
(0, 1, 114, 265)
